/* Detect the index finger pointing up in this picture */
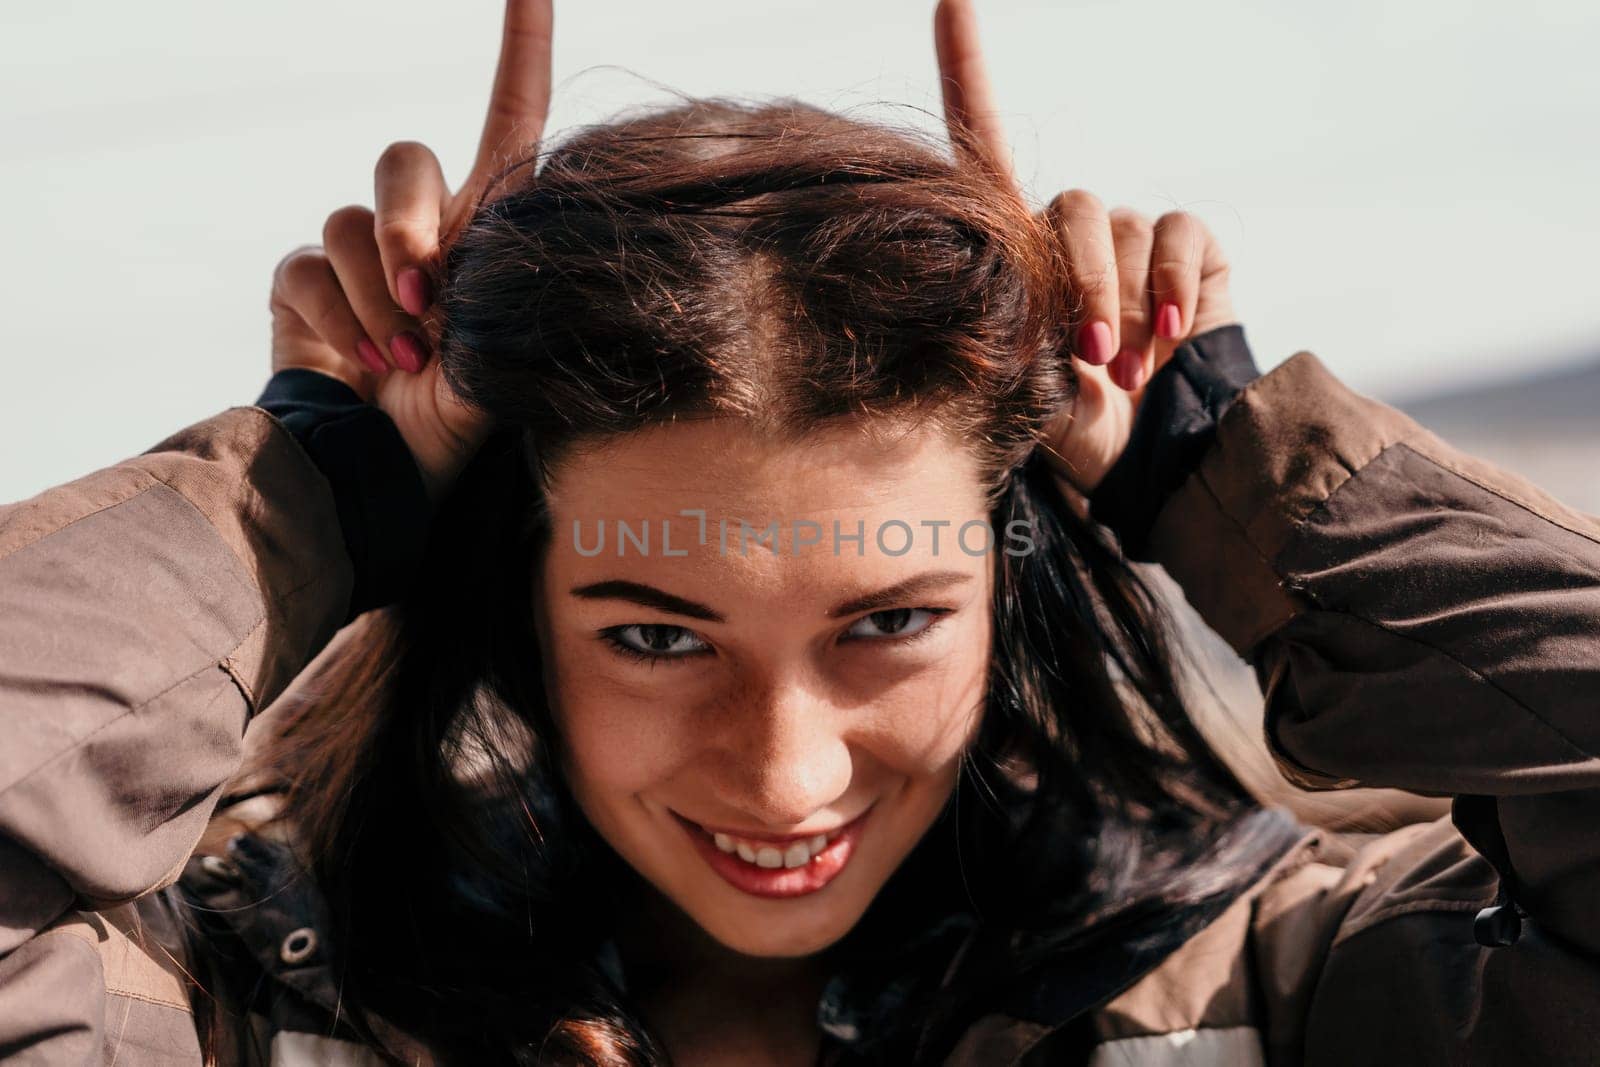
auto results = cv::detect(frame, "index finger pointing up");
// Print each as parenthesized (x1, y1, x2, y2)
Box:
(934, 0, 1013, 183)
(465, 0, 554, 204)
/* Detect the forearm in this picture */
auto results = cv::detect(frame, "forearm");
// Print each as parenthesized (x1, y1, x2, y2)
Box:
(1096, 340, 1600, 951)
(1135, 350, 1600, 792)
(0, 402, 352, 939)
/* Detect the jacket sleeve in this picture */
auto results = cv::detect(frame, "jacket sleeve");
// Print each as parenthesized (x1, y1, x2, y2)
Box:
(0, 403, 354, 952)
(1129, 347, 1600, 957)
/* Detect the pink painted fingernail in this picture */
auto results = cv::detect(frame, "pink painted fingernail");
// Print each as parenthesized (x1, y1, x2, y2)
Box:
(1157, 303, 1182, 340)
(1078, 320, 1115, 365)
(389, 331, 427, 373)
(1110, 349, 1147, 391)
(398, 268, 432, 317)
(355, 339, 386, 374)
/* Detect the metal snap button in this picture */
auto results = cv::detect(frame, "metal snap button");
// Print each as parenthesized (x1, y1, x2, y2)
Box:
(1474, 902, 1522, 947)
(199, 854, 239, 882)
(280, 927, 319, 966)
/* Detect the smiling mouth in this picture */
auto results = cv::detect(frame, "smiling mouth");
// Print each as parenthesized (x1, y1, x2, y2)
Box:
(697, 822, 845, 867)
(671, 807, 874, 899)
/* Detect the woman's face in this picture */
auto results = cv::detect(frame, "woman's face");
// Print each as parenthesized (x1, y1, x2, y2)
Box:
(532, 415, 995, 960)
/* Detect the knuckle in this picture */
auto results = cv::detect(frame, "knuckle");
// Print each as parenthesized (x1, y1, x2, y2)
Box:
(373, 211, 437, 251)
(273, 247, 329, 296)
(272, 243, 320, 276)
(1150, 253, 1198, 281)
(376, 139, 435, 177)
(322, 204, 374, 249)
(1154, 213, 1203, 259)
(1050, 188, 1105, 221)
(1150, 268, 1193, 300)
(1072, 262, 1115, 299)
(308, 299, 349, 338)
(1108, 207, 1153, 237)
(1153, 210, 1197, 235)
(1049, 191, 1115, 296)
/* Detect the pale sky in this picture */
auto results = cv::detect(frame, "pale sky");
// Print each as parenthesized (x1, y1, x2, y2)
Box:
(3, 0, 1598, 500)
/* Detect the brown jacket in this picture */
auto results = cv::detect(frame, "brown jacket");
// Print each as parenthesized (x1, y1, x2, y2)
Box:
(1, 351, 1597, 1065)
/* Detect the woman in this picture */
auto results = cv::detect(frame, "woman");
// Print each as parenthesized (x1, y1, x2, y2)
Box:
(1, 2, 1596, 1064)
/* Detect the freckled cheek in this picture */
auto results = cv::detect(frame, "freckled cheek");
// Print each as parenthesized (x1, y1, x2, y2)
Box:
(896, 646, 992, 771)
(855, 664, 989, 778)
(545, 654, 700, 798)
(544, 633, 656, 767)
(890, 691, 984, 771)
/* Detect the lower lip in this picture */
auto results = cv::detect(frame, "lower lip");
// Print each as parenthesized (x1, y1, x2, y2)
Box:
(673, 809, 872, 900)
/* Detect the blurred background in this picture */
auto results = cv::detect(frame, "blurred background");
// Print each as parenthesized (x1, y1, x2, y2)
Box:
(3, 1, 1595, 823)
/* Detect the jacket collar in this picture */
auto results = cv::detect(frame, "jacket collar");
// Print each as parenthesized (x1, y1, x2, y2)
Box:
(182, 797, 1310, 1065)
(805, 805, 1312, 1064)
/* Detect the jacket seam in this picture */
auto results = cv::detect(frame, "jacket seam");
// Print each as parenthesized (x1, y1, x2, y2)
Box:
(1294, 433, 1599, 761)
(105, 986, 195, 1013)
(126, 408, 344, 717)
(138, 468, 317, 613)
(241, 402, 328, 485)
(1399, 436, 1600, 549)
(139, 405, 340, 616)
(0, 406, 320, 586)
(0, 503, 314, 802)
(1192, 464, 1280, 575)
(26, 927, 190, 1012)
(1205, 354, 1373, 554)
(1187, 468, 1309, 650)
(221, 406, 357, 620)
(240, 402, 368, 605)
(1269, 604, 1596, 770)
(0, 472, 161, 566)
(0, 660, 234, 802)
(1331, 445, 1600, 590)
(219, 614, 271, 711)
(1330, 894, 1497, 951)
(1257, 434, 1598, 771)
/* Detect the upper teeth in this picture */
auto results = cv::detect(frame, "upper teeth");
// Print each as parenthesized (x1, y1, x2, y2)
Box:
(711, 830, 837, 869)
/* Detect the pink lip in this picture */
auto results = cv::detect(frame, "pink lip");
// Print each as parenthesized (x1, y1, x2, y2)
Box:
(671, 807, 874, 900)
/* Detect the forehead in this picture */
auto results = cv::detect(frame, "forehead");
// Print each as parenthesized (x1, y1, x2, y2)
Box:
(540, 416, 993, 598)
(548, 415, 984, 515)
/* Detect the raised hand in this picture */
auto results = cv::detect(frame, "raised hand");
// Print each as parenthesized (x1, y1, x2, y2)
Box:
(267, 0, 554, 500)
(934, 0, 1237, 495)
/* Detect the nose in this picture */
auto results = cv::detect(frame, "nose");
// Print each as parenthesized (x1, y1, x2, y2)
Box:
(702, 673, 853, 830)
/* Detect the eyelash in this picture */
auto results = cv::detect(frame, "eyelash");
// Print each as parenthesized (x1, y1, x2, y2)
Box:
(598, 607, 956, 667)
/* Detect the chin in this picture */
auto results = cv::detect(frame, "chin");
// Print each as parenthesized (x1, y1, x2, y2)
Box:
(695, 898, 864, 959)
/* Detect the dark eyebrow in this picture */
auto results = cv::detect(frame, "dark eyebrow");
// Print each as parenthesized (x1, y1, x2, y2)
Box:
(825, 570, 973, 618)
(568, 580, 725, 622)
(567, 570, 974, 623)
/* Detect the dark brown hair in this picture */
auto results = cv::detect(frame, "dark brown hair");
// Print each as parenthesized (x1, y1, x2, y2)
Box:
(211, 98, 1300, 1065)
